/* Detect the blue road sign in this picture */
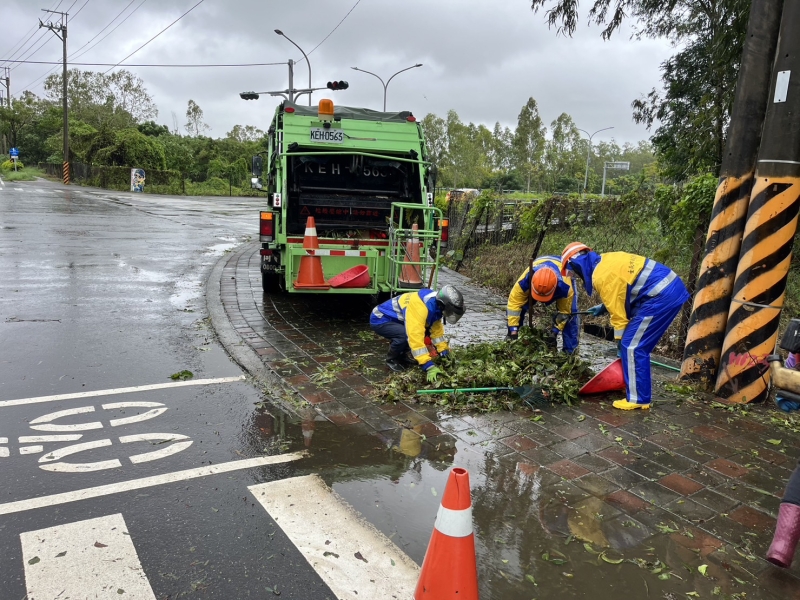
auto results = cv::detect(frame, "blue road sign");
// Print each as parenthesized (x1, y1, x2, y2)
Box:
(9, 147, 19, 157)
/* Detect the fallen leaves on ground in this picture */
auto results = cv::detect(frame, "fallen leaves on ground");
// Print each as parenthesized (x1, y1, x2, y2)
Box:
(378, 328, 593, 411)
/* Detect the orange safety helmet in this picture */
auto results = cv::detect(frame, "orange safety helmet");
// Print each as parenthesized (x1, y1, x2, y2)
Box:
(531, 267, 558, 302)
(560, 242, 592, 275)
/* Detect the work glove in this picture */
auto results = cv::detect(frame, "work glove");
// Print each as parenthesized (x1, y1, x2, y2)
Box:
(439, 350, 449, 359)
(505, 326, 519, 342)
(776, 393, 800, 413)
(426, 366, 442, 383)
(786, 352, 799, 370)
(587, 304, 607, 317)
(554, 313, 571, 330)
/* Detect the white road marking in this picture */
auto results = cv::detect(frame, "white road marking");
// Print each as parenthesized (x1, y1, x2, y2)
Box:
(0, 375, 246, 407)
(20, 445, 43, 455)
(0, 453, 304, 515)
(249, 475, 419, 600)
(15, 187, 23, 191)
(0, 448, 9, 458)
(30, 406, 102, 432)
(0, 437, 7, 443)
(21, 513, 157, 600)
(108, 405, 168, 427)
(19, 434, 83, 443)
(121, 433, 193, 464)
(39, 439, 120, 473)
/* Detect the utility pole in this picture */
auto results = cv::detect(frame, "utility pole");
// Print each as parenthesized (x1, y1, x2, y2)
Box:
(680, 0, 784, 385)
(577, 127, 613, 193)
(39, 9, 69, 184)
(714, 0, 800, 404)
(1, 67, 9, 106)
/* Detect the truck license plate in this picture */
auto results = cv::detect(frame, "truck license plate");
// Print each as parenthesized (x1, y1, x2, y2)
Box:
(310, 128, 344, 143)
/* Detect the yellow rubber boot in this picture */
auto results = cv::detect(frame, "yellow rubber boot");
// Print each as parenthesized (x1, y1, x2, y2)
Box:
(612, 399, 650, 410)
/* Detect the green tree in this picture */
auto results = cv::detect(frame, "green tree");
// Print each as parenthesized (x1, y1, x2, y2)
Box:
(225, 124, 265, 143)
(185, 100, 209, 137)
(544, 112, 583, 192)
(512, 97, 546, 193)
(421, 113, 447, 174)
(0, 91, 39, 148)
(529, 0, 749, 180)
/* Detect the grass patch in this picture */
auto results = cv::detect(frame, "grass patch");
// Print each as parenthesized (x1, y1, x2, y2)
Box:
(0, 167, 45, 182)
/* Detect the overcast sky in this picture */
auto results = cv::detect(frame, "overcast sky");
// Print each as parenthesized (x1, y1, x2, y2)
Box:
(2, 0, 673, 144)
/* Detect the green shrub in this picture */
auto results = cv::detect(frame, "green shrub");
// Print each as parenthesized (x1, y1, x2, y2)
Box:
(1, 160, 23, 170)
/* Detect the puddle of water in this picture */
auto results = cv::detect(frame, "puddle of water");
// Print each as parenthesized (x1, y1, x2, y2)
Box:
(206, 237, 239, 256)
(238, 399, 773, 600)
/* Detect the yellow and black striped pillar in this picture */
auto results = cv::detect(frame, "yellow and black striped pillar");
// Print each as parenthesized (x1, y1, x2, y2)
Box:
(715, 0, 800, 403)
(680, 0, 784, 385)
(62, 161, 70, 185)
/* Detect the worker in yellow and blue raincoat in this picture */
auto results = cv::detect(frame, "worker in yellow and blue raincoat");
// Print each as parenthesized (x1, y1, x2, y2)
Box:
(506, 256, 579, 353)
(560, 242, 689, 410)
(369, 285, 465, 380)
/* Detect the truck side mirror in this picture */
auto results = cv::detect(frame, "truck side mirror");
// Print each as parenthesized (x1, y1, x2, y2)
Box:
(252, 155, 263, 177)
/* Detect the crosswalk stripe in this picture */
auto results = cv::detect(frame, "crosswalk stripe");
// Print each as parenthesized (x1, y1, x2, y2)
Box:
(21, 513, 157, 599)
(249, 475, 419, 599)
(0, 375, 247, 407)
(0, 453, 304, 515)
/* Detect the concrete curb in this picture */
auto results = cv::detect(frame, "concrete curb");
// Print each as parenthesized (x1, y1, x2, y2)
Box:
(205, 244, 302, 419)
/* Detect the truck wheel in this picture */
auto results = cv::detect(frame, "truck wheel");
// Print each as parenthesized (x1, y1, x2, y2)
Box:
(262, 271, 281, 293)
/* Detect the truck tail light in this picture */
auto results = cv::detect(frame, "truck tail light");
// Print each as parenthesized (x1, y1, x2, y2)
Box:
(260, 211, 274, 241)
(440, 218, 449, 243)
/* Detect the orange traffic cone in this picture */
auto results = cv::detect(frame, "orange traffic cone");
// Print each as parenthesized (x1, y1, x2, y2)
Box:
(294, 216, 330, 290)
(415, 467, 479, 599)
(578, 358, 626, 395)
(399, 223, 423, 288)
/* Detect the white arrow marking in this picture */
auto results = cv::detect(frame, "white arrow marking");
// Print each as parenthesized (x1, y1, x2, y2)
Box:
(0, 375, 246, 407)
(18, 435, 83, 443)
(29, 406, 102, 432)
(20, 446, 43, 455)
(21, 513, 157, 600)
(0, 453, 305, 515)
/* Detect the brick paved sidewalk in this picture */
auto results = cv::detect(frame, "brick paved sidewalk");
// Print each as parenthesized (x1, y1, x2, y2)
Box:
(217, 243, 800, 593)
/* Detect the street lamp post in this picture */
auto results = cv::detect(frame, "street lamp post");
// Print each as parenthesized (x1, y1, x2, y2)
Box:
(577, 126, 613, 193)
(350, 64, 422, 111)
(275, 30, 311, 106)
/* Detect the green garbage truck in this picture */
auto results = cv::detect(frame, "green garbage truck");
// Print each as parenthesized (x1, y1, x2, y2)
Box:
(251, 98, 445, 295)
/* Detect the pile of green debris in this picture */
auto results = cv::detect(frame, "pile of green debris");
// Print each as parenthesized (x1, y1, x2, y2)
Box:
(379, 328, 594, 412)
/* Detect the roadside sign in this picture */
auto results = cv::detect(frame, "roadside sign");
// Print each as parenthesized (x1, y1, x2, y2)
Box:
(130, 168, 145, 192)
(9, 147, 19, 157)
(606, 161, 630, 170)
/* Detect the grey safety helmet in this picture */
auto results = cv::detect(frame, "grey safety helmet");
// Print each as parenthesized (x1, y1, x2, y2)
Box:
(437, 285, 465, 324)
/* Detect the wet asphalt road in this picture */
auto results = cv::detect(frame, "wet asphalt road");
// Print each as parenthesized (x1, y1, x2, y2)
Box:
(0, 179, 336, 599)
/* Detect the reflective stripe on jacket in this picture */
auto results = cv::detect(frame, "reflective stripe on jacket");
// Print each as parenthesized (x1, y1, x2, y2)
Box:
(370, 289, 447, 366)
(590, 252, 681, 339)
(507, 256, 574, 327)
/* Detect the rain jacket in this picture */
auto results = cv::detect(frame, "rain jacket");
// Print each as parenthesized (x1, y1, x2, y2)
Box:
(568, 251, 681, 339)
(506, 256, 576, 328)
(370, 289, 447, 369)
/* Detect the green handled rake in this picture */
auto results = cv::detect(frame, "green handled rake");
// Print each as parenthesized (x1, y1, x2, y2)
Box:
(416, 385, 548, 408)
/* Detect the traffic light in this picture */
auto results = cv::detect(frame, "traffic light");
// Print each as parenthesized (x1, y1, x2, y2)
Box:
(240, 92, 260, 100)
(326, 81, 349, 91)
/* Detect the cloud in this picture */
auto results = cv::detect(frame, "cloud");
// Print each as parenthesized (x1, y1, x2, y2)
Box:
(2, 0, 672, 142)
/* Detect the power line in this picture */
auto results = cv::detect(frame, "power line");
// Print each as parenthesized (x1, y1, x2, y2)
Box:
(69, 0, 92, 21)
(0, 0, 63, 67)
(103, 0, 206, 74)
(18, 0, 149, 91)
(4, 59, 287, 67)
(298, 0, 362, 64)
(10, 32, 56, 72)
